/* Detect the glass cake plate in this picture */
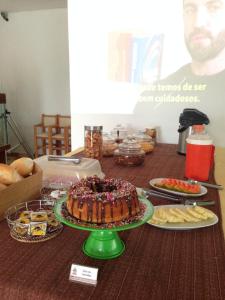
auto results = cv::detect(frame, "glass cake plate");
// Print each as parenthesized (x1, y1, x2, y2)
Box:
(54, 196, 154, 259)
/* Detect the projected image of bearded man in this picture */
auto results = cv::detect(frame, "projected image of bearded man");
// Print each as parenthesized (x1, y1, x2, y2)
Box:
(140, 0, 225, 96)
(183, 0, 225, 74)
(185, 18, 225, 62)
(136, 0, 225, 148)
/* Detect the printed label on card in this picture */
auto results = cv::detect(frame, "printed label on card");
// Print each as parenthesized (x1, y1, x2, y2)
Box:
(69, 264, 98, 286)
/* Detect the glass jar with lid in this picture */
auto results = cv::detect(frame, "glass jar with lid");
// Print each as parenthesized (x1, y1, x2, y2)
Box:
(111, 124, 128, 144)
(145, 127, 157, 144)
(134, 131, 154, 154)
(114, 136, 145, 166)
(102, 133, 118, 157)
(84, 125, 103, 160)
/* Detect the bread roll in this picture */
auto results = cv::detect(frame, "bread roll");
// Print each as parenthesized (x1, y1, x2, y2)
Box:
(0, 182, 7, 191)
(10, 157, 34, 177)
(0, 164, 23, 185)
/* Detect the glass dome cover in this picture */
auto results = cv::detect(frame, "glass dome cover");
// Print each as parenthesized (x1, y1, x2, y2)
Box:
(133, 131, 152, 142)
(118, 136, 142, 153)
(102, 132, 118, 157)
(103, 132, 115, 143)
(114, 136, 145, 166)
(111, 124, 128, 139)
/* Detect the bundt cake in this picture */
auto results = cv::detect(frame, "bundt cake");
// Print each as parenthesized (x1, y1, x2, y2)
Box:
(66, 176, 140, 223)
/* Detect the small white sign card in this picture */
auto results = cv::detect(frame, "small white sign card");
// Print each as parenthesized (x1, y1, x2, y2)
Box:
(69, 264, 98, 286)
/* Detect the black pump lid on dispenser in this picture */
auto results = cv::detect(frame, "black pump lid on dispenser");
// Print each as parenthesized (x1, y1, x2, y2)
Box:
(178, 108, 209, 133)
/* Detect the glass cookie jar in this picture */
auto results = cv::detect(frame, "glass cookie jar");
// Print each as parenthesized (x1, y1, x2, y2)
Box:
(114, 136, 145, 166)
(134, 131, 154, 154)
(102, 133, 118, 157)
(145, 127, 157, 144)
(84, 126, 103, 160)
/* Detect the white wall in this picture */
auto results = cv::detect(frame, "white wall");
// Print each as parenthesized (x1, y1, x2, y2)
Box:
(0, 8, 70, 153)
(67, 0, 187, 149)
(68, 0, 225, 148)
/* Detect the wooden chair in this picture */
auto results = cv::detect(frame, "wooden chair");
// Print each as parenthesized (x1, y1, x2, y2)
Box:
(50, 115, 71, 155)
(33, 114, 58, 158)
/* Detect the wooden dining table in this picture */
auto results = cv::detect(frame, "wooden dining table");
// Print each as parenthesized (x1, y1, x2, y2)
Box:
(0, 143, 224, 300)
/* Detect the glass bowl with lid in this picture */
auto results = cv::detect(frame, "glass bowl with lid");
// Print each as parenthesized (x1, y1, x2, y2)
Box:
(114, 136, 145, 166)
(102, 133, 118, 157)
(111, 124, 128, 144)
(133, 130, 154, 154)
(40, 180, 72, 201)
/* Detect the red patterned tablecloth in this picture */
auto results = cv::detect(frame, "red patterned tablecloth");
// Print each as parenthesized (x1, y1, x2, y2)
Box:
(0, 144, 224, 300)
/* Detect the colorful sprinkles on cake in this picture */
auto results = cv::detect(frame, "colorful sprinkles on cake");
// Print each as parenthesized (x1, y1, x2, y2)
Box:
(66, 176, 141, 224)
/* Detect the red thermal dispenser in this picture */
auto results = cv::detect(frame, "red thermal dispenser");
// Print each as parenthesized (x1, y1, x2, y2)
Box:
(185, 125, 214, 181)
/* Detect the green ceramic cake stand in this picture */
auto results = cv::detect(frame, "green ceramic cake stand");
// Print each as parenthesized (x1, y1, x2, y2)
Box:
(54, 196, 154, 260)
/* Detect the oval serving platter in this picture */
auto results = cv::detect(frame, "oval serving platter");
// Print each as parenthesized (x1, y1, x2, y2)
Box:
(149, 178, 207, 197)
(147, 204, 218, 230)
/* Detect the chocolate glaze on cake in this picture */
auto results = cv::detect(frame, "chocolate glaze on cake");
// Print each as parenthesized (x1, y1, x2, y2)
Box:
(66, 176, 140, 224)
